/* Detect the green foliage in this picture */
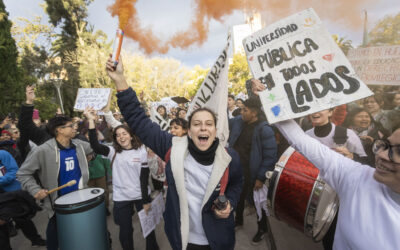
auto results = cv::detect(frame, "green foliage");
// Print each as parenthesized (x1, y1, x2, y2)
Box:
(228, 53, 250, 95)
(44, 0, 95, 116)
(332, 34, 353, 55)
(0, 0, 25, 115)
(369, 12, 400, 46)
(184, 65, 208, 98)
(34, 82, 58, 120)
(121, 54, 207, 106)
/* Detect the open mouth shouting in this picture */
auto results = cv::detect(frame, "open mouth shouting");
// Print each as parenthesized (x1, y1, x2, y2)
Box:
(198, 135, 210, 145)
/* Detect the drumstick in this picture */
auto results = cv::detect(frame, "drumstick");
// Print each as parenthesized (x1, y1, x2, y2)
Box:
(47, 180, 77, 195)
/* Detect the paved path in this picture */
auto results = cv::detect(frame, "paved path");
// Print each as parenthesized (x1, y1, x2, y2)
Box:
(11, 199, 323, 250)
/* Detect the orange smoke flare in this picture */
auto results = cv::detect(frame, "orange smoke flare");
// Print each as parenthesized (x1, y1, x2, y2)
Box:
(108, 0, 379, 55)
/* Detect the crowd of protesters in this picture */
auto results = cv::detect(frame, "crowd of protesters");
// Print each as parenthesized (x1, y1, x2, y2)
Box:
(0, 56, 399, 250)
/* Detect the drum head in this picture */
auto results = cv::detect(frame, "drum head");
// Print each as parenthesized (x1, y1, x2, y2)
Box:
(311, 182, 339, 241)
(55, 188, 104, 206)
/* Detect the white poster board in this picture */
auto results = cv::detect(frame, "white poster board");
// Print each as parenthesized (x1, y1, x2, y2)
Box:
(74, 88, 112, 111)
(138, 193, 165, 238)
(348, 45, 400, 86)
(243, 8, 373, 124)
(186, 33, 231, 146)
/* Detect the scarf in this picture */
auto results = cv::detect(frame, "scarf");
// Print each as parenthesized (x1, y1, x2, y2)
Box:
(314, 122, 332, 137)
(188, 137, 219, 165)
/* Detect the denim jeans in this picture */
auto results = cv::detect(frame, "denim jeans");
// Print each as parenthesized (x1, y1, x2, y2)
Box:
(113, 199, 159, 250)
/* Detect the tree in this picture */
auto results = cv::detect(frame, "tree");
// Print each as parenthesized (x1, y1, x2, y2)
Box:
(11, 15, 59, 119)
(332, 34, 353, 55)
(0, 0, 25, 115)
(44, 0, 94, 116)
(369, 12, 400, 46)
(228, 53, 250, 95)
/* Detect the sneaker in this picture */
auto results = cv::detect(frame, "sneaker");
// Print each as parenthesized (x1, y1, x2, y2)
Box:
(251, 229, 267, 245)
(32, 238, 46, 247)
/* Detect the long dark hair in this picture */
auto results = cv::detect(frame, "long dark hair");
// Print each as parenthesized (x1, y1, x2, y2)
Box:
(157, 105, 168, 120)
(112, 125, 142, 153)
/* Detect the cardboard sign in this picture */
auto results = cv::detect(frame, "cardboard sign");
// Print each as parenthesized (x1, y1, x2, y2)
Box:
(74, 88, 112, 111)
(186, 33, 231, 146)
(243, 8, 373, 124)
(348, 45, 400, 86)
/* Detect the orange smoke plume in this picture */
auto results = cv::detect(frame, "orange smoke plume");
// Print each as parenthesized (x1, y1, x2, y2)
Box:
(108, 0, 378, 55)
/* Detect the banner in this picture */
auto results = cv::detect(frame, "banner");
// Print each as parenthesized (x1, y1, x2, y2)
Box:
(74, 88, 111, 111)
(150, 106, 169, 131)
(243, 8, 373, 124)
(186, 33, 231, 146)
(348, 45, 400, 85)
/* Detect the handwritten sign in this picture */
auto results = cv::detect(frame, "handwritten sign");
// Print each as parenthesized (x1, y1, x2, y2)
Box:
(348, 45, 400, 86)
(186, 32, 231, 145)
(74, 88, 112, 111)
(243, 8, 373, 124)
(138, 193, 165, 238)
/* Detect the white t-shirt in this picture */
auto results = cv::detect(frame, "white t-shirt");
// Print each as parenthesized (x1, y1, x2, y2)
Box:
(107, 145, 148, 201)
(306, 123, 367, 157)
(184, 154, 213, 245)
(277, 120, 400, 250)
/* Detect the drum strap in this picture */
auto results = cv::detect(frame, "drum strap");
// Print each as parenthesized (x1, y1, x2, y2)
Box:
(333, 125, 348, 145)
(110, 152, 117, 170)
(219, 168, 229, 196)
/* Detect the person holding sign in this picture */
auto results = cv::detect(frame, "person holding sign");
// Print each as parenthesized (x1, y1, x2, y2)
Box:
(250, 80, 400, 249)
(106, 57, 243, 250)
(84, 107, 159, 250)
(275, 117, 400, 250)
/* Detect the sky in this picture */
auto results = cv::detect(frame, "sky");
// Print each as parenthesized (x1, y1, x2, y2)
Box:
(3, 0, 400, 68)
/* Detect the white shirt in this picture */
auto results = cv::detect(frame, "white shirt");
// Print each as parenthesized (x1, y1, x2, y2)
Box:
(228, 107, 238, 119)
(306, 123, 367, 157)
(184, 154, 213, 245)
(277, 120, 400, 250)
(107, 145, 148, 201)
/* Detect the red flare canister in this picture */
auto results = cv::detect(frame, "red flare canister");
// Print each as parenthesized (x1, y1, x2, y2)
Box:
(111, 29, 124, 68)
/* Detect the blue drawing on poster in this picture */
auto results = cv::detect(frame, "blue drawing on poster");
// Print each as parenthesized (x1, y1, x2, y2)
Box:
(271, 105, 281, 116)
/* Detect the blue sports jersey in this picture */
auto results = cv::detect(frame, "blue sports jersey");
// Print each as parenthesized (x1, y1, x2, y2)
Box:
(58, 147, 81, 196)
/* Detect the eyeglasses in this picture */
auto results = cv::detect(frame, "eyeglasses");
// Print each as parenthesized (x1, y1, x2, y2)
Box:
(372, 139, 400, 163)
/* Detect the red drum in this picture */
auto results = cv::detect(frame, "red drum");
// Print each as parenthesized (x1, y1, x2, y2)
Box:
(266, 147, 339, 242)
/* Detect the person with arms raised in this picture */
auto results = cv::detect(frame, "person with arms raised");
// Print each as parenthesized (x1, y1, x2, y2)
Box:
(105, 57, 243, 250)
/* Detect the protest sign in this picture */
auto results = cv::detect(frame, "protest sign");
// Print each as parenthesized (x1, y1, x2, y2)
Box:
(74, 88, 112, 111)
(348, 45, 400, 86)
(243, 8, 373, 124)
(186, 33, 231, 146)
(138, 193, 165, 238)
(150, 106, 169, 131)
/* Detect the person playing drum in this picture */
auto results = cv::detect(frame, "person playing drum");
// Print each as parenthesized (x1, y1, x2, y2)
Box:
(251, 79, 400, 249)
